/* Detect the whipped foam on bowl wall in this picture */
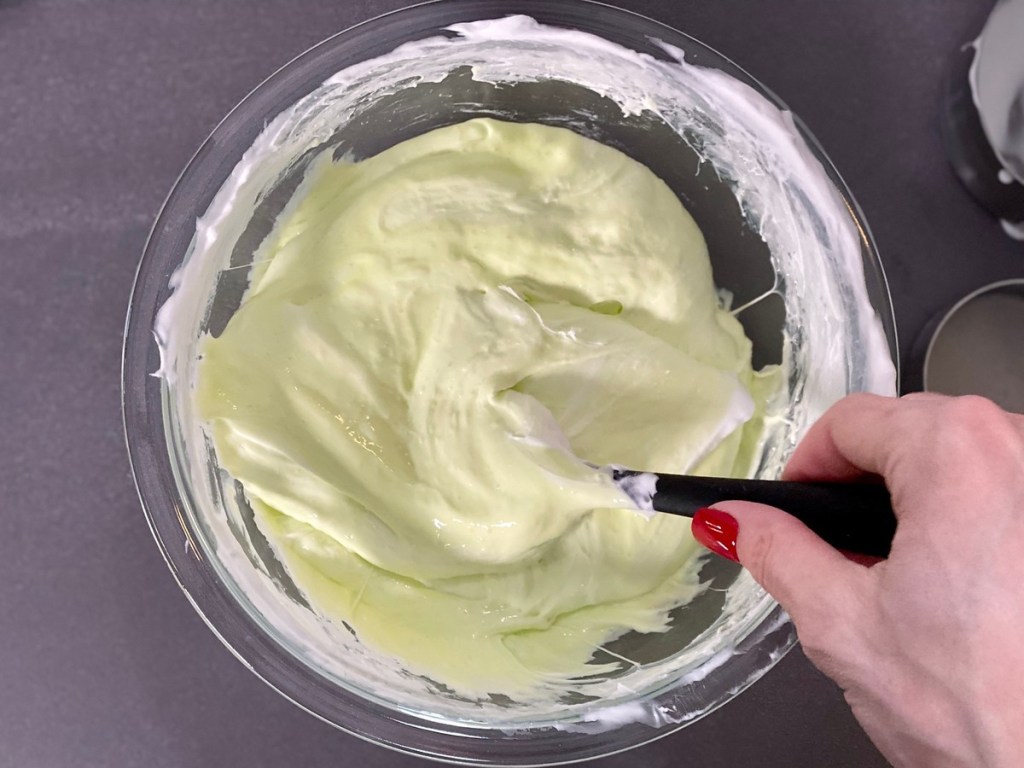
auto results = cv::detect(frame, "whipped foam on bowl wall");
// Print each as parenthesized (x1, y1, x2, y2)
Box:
(154, 15, 896, 730)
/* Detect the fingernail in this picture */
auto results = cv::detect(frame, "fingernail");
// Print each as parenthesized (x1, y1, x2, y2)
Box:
(691, 508, 740, 563)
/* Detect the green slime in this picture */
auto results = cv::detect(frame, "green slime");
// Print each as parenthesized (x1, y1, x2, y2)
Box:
(197, 118, 778, 697)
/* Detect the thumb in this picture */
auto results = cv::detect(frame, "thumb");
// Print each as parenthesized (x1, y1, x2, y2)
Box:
(691, 501, 867, 631)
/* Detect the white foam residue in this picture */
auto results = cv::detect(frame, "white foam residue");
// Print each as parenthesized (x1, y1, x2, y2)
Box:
(613, 469, 659, 516)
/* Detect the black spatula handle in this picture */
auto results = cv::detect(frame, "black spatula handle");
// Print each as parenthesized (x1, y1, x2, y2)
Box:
(647, 473, 897, 558)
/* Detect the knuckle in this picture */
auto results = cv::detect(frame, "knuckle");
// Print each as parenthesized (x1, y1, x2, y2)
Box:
(881, 395, 1015, 471)
(740, 526, 779, 592)
(741, 528, 770, 581)
(939, 396, 1019, 450)
(945, 394, 1004, 425)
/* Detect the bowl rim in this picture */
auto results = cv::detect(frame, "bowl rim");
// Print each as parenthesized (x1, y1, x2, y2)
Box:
(122, 1, 899, 764)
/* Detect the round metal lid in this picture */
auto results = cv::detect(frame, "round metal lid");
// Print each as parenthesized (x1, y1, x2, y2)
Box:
(924, 279, 1024, 413)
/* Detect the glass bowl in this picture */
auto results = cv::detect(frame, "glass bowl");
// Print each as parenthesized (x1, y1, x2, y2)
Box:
(122, 1, 898, 764)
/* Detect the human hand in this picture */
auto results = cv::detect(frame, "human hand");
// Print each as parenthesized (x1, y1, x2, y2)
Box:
(691, 393, 1024, 768)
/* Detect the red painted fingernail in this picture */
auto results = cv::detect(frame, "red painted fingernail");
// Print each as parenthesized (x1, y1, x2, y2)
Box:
(691, 508, 740, 563)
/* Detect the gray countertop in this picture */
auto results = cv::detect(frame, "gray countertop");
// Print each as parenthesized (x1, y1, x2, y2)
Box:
(2, 1, 1020, 767)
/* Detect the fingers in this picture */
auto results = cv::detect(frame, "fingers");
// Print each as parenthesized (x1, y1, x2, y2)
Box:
(782, 393, 934, 484)
(783, 394, 1024, 519)
(694, 501, 870, 633)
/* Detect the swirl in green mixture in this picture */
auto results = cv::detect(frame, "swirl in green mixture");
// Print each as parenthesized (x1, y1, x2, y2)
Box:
(197, 118, 777, 696)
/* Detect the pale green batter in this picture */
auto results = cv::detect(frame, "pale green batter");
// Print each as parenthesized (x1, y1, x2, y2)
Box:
(197, 118, 777, 696)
